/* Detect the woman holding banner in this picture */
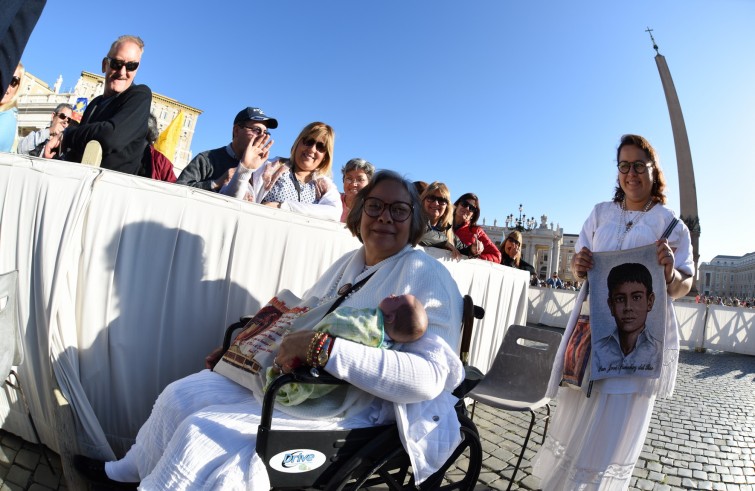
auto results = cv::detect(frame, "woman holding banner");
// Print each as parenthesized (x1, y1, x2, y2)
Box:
(532, 134, 693, 490)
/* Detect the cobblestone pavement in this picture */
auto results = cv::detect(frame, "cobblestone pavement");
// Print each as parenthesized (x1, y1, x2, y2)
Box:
(472, 349, 755, 491)
(1, 349, 753, 490)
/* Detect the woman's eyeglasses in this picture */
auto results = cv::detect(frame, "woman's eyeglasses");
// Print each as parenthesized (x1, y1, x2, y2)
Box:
(56, 113, 72, 123)
(424, 195, 448, 205)
(107, 57, 140, 72)
(10, 76, 21, 88)
(458, 200, 478, 214)
(507, 237, 521, 248)
(617, 160, 652, 174)
(302, 138, 327, 153)
(363, 197, 413, 222)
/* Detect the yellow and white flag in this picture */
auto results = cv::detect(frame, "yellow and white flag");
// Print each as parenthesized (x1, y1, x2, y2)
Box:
(154, 111, 184, 161)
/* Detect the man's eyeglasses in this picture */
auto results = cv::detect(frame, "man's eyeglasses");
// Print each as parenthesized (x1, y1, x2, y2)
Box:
(240, 125, 267, 137)
(458, 200, 478, 214)
(9, 76, 21, 88)
(424, 195, 448, 206)
(56, 113, 72, 123)
(363, 197, 413, 222)
(107, 57, 140, 72)
(617, 160, 652, 174)
(302, 138, 327, 153)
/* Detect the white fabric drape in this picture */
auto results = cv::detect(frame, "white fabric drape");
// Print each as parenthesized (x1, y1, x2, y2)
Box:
(0, 153, 528, 460)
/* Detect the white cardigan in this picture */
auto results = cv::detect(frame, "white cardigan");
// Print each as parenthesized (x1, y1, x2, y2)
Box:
(309, 245, 464, 483)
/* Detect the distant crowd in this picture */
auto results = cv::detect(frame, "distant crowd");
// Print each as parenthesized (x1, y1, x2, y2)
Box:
(697, 295, 754, 308)
(1, 34, 550, 281)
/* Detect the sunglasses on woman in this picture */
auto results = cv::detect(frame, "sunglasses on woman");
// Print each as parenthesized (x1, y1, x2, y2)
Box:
(56, 113, 72, 123)
(459, 200, 478, 214)
(424, 195, 448, 205)
(10, 76, 21, 88)
(302, 138, 327, 153)
(363, 197, 413, 222)
(107, 57, 140, 72)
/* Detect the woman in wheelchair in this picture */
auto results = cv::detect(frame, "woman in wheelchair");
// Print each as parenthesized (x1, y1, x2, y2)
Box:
(74, 170, 466, 490)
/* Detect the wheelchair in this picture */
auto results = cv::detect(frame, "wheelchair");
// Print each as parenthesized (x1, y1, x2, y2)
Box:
(222, 295, 485, 491)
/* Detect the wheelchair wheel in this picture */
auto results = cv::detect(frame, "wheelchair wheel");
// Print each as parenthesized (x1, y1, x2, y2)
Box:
(325, 414, 482, 491)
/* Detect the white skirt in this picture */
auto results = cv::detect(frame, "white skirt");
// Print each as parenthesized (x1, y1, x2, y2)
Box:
(531, 385, 656, 491)
(106, 370, 372, 491)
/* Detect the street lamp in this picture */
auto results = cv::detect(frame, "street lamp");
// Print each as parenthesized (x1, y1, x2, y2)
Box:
(505, 204, 536, 231)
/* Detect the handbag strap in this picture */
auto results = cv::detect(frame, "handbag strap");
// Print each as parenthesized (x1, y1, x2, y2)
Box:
(661, 217, 679, 240)
(325, 272, 375, 316)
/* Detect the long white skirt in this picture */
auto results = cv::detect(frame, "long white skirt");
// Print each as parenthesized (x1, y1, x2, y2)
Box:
(106, 370, 363, 491)
(531, 386, 656, 491)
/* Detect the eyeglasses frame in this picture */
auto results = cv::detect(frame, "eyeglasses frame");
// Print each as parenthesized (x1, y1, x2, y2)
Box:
(617, 160, 653, 174)
(362, 197, 414, 222)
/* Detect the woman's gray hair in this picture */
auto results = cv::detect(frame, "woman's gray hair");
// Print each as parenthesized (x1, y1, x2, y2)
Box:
(341, 158, 375, 179)
(345, 170, 425, 246)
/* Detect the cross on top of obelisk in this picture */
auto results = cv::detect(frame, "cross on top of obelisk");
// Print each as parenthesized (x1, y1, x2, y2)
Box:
(645, 27, 660, 54)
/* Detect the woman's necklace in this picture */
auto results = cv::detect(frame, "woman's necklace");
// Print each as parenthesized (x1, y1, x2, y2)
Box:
(617, 198, 653, 248)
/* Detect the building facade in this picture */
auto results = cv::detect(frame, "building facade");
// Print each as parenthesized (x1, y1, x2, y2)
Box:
(16, 71, 201, 172)
(698, 252, 755, 298)
(481, 215, 577, 283)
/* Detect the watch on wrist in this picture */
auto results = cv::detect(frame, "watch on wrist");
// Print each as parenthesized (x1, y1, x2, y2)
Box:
(317, 336, 333, 367)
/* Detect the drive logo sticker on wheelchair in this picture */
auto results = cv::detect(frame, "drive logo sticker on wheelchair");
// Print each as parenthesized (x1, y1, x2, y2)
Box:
(269, 449, 328, 473)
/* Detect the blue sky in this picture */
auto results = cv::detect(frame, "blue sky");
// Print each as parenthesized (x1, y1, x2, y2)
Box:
(20, 1, 755, 265)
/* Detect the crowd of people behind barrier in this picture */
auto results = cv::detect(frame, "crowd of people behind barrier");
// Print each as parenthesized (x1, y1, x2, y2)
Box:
(697, 294, 754, 308)
(3, 33, 536, 270)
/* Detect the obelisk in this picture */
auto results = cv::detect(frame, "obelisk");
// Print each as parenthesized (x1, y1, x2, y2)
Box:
(646, 28, 700, 291)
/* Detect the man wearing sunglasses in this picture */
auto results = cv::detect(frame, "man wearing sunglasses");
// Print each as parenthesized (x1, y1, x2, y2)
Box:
(17, 103, 74, 158)
(177, 106, 278, 191)
(61, 35, 151, 175)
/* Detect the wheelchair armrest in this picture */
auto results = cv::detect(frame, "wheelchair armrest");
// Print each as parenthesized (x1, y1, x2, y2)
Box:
(221, 315, 254, 352)
(260, 366, 347, 429)
(453, 365, 484, 399)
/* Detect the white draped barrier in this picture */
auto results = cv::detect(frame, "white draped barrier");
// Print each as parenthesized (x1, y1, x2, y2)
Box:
(526, 285, 755, 355)
(527, 285, 548, 323)
(536, 287, 577, 329)
(672, 302, 706, 350)
(705, 305, 755, 356)
(0, 153, 528, 459)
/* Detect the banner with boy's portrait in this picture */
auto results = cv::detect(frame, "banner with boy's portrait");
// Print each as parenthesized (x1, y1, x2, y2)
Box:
(588, 243, 667, 381)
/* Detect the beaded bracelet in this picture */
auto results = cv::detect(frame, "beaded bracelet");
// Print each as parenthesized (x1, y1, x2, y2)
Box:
(306, 332, 328, 367)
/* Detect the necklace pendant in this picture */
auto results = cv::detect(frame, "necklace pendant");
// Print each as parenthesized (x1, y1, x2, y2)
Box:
(337, 283, 352, 296)
(625, 221, 633, 232)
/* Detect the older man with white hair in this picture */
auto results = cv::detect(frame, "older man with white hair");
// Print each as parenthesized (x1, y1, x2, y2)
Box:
(61, 34, 151, 174)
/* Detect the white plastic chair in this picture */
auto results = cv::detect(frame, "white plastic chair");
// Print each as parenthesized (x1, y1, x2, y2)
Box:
(466, 324, 562, 490)
(1, 270, 54, 471)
